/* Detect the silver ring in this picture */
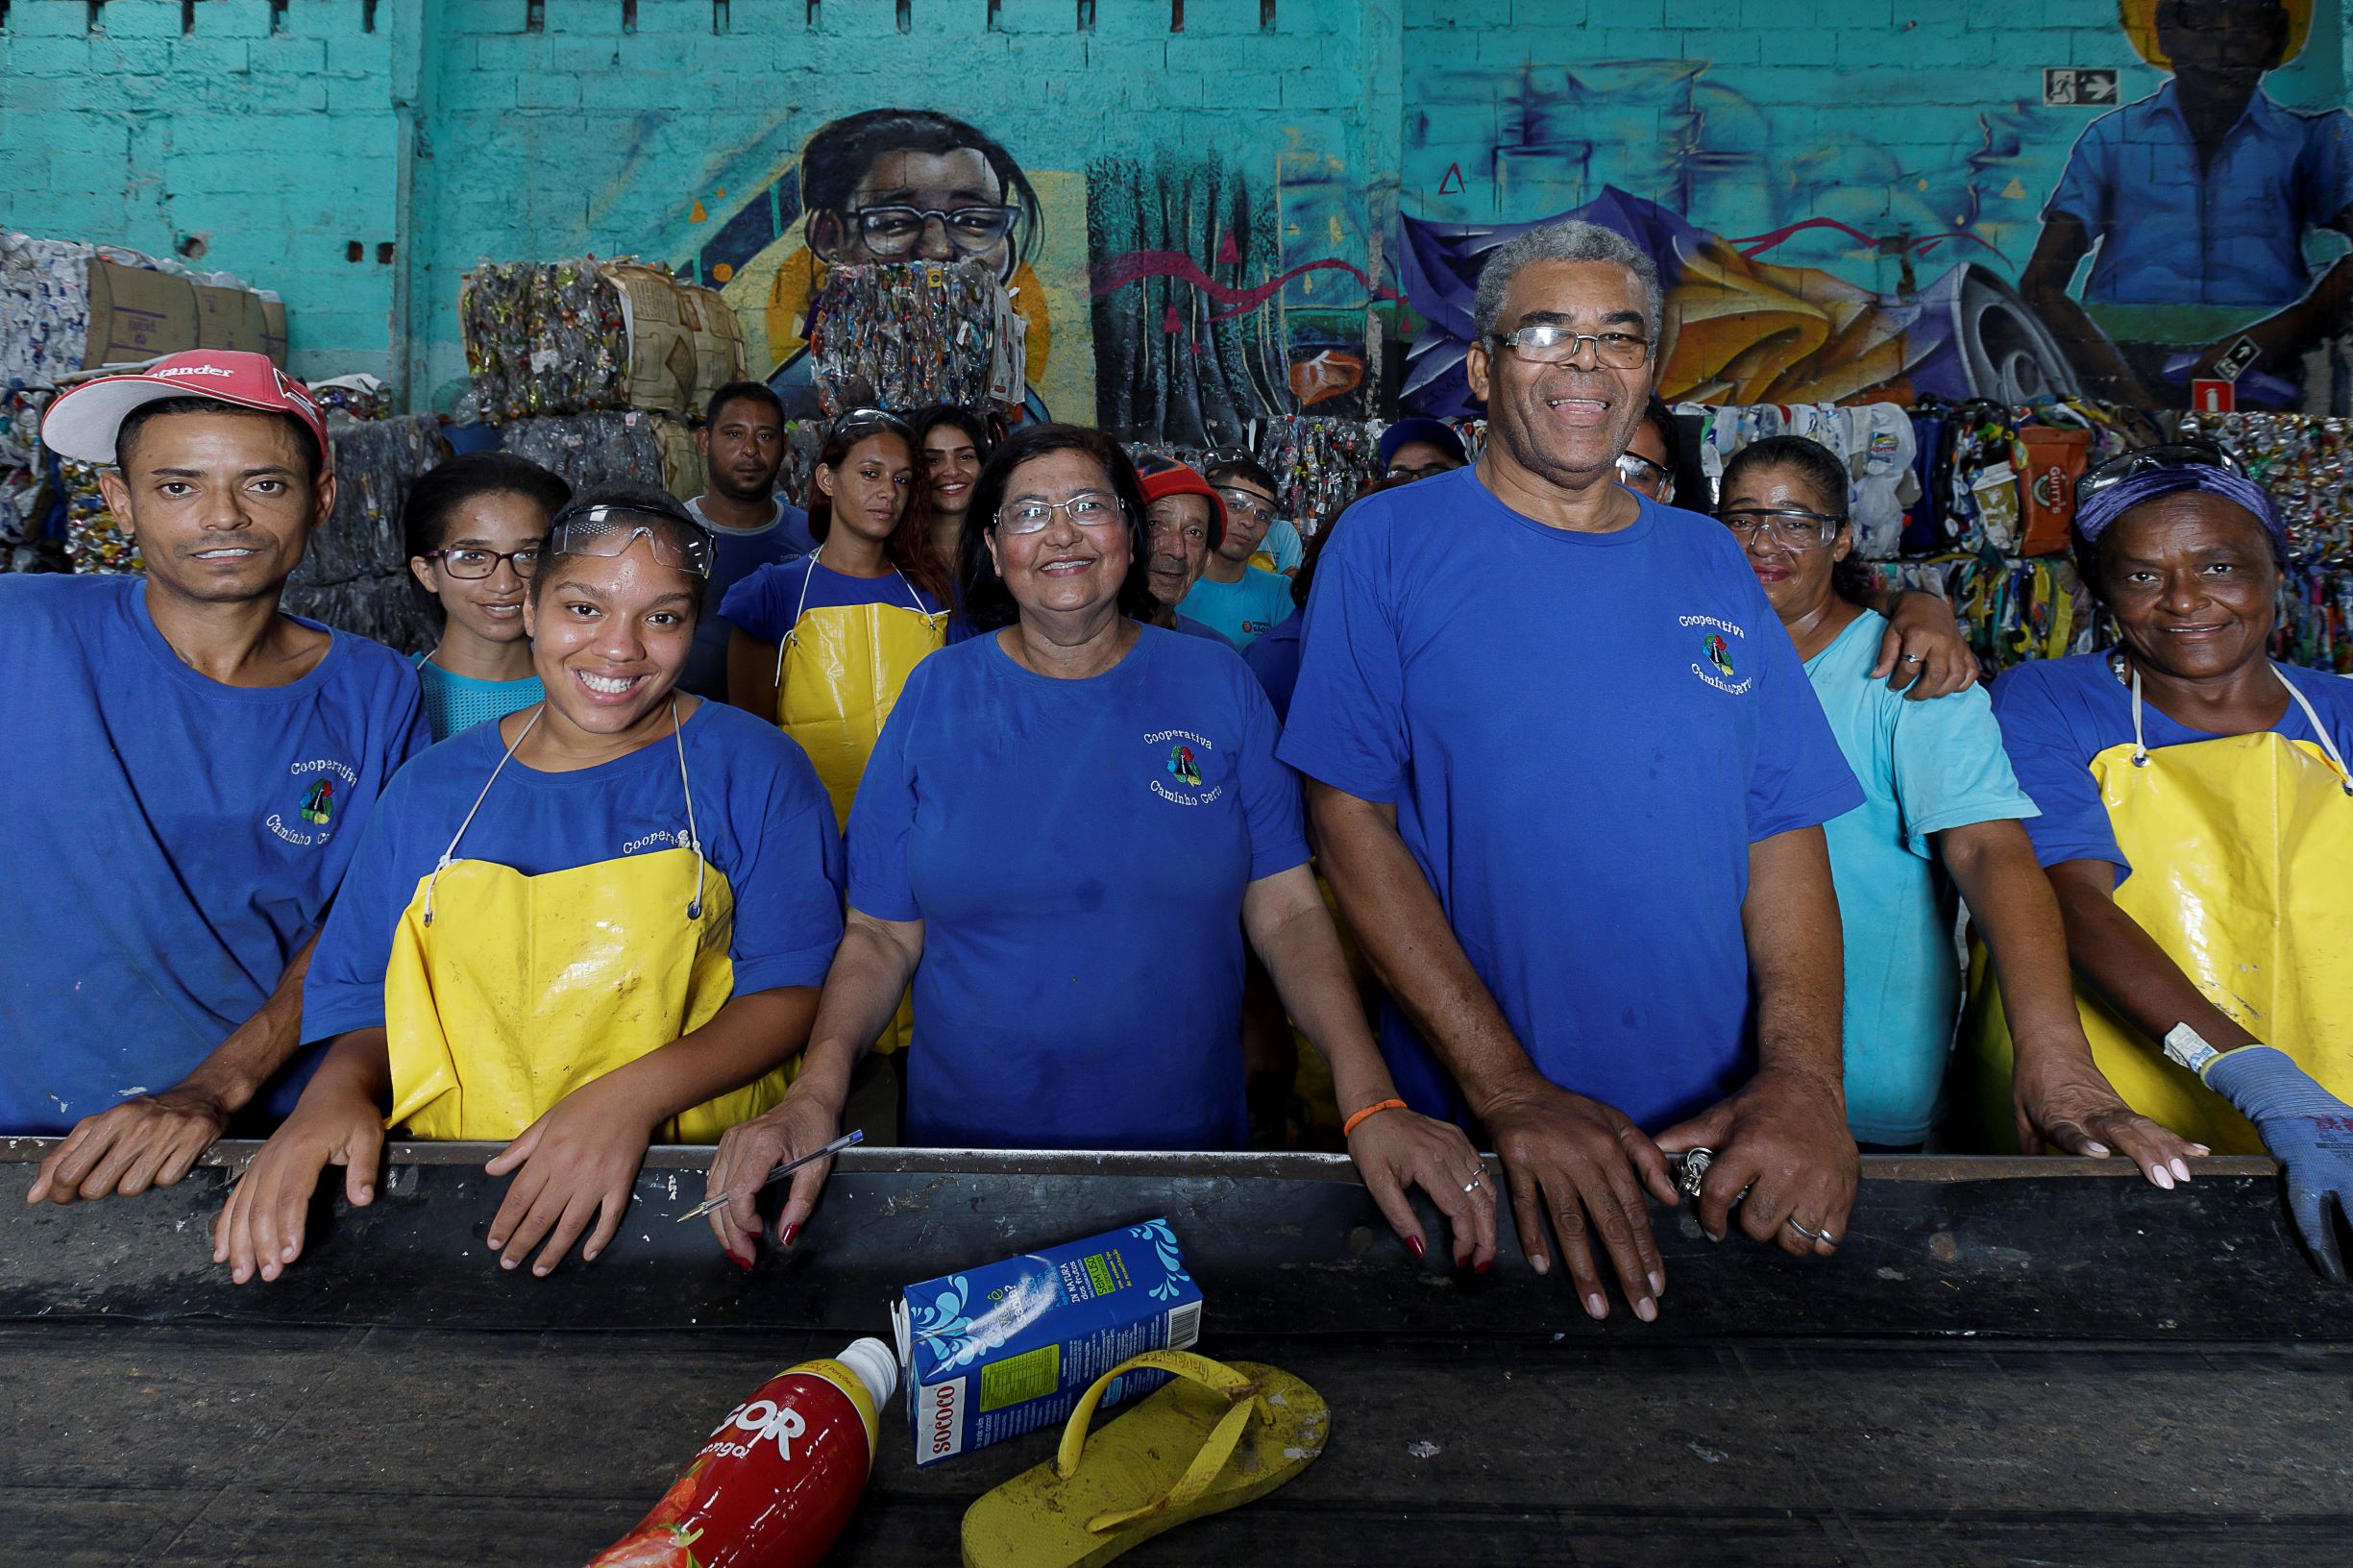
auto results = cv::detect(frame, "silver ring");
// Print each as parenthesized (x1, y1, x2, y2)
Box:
(1900, 653, 1924, 664)
(1462, 1174, 1483, 1194)
(1786, 1216, 1833, 1244)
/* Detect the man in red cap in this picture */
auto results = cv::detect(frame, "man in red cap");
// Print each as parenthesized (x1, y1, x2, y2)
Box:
(9, 352, 428, 1205)
(1136, 460, 1240, 650)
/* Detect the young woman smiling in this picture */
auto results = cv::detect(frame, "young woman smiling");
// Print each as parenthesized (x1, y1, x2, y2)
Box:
(215, 488, 845, 1284)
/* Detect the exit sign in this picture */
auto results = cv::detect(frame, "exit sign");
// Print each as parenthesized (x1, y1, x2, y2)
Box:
(2043, 68, 2120, 106)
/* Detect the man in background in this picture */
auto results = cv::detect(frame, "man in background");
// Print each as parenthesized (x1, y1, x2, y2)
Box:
(682, 380, 813, 700)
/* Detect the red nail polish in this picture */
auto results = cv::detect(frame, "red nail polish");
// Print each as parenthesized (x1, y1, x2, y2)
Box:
(725, 1247, 752, 1274)
(781, 1223, 799, 1248)
(1475, 1257, 1492, 1275)
(1407, 1236, 1426, 1259)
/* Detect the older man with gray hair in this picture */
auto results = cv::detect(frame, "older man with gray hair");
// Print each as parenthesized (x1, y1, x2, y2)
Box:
(1280, 220, 1865, 1321)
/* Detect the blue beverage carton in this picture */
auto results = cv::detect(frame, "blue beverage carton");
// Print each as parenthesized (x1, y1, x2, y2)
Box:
(892, 1217, 1204, 1466)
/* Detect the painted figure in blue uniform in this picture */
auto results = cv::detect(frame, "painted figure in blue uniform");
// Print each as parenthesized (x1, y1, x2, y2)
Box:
(2022, 0, 2353, 403)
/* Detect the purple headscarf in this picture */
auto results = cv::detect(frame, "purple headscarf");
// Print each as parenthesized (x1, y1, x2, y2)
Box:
(2074, 464, 2289, 559)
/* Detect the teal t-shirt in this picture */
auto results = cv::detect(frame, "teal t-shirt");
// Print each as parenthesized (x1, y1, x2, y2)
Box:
(412, 652, 546, 743)
(1180, 566, 1296, 649)
(1804, 611, 2037, 1145)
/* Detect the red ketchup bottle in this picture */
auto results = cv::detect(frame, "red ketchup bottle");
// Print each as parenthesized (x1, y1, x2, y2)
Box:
(588, 1337, 897, 1568)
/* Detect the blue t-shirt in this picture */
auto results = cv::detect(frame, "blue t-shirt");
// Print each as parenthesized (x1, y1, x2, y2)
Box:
(2045, 83, 2353, 308)
(1179, 566, 1297, 649)
(1992, 652, 2353, 880)
(0, 576, 428, 1134)
(1242, 614, 1305, 723)
(846, 625, 1310, 1151)
(1277, 468, 1863, 1132)
(304, 699, 844, 1042)
(411, 652, 545, 742)
(1174, 613, 1238, 650)
(1804, 612, 2038, 1145)
(682, 498, 816, 700)
(719, 552, 953, 648)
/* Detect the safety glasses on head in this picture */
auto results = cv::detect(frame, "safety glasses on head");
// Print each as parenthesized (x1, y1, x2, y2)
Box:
(547, 503, 716, 577)
(2076, 440, 2248, 509)
(1490, 322, 1652, 370)
(830, 406, 913, 444)
(1718, 504, 1846, 549)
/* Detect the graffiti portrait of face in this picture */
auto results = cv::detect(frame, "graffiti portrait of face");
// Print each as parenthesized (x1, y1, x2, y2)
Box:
(2154, 0, 2292, 93)
(812, 146, 1019, 280)
(1465, 258, 1654, 496)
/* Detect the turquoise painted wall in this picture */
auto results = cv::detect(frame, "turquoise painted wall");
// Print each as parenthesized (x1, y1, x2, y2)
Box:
(3, 0, 2347, 422)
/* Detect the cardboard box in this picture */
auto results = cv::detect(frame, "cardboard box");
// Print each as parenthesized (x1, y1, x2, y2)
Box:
(84, 258, 198, 368)
(194, 284, 267, 355)
(894, 1219, 1203, 1467)
(606, 261, 747, 418)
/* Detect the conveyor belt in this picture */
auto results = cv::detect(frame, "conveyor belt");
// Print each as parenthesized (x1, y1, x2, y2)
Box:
(4, 1143, 2349, 1566)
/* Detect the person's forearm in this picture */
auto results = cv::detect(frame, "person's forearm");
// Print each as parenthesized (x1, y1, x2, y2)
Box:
(792, 916, 925, 1111)
(725, 629, 777, 718)
(594, 987, 821, 1131)
(296, 1027, 395, 1115)
(2048, 862, 2259, 1052)
(188, 933, 321, 1110)
(1241, 868, 1399, 1115)
(1941, 821, 2087, 1051)
(1306, 783, 1542, 1119)
(1740, 828, 1846, 1095)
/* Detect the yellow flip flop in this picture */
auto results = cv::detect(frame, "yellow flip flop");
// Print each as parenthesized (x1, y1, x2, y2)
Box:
(960, 1350, 1329, 1568)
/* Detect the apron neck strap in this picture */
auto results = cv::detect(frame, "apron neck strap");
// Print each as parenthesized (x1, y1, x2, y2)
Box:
(776, 546, 944, 685)
(426, 701, 709, 928)
(2128, 659, 2353, 795)
(425, 704, 545, 925)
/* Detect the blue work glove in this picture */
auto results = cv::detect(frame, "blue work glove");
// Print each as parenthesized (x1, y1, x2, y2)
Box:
(2201, 1046, 2353, 1283)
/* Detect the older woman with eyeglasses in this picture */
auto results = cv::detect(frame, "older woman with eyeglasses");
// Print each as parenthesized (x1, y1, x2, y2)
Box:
(702, 424, 1498, 1270)
(1959, 443, 2353, 1279)
(1718, 437, 2200, 1180)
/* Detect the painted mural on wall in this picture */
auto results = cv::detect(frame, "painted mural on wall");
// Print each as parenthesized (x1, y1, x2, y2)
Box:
(1400, 0, 2350, 415)
(674, 110, 1388, 443)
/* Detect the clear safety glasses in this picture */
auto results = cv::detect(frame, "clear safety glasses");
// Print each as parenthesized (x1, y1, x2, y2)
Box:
(2076, 440, 2249, 509)
(546, 504, 716, 578)
(1719, 505, 1846, 549)
(1615, 451, 1674, 501)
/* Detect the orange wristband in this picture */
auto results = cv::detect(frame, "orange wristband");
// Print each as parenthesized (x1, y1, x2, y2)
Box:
(1342, 1098, 1408, 1139)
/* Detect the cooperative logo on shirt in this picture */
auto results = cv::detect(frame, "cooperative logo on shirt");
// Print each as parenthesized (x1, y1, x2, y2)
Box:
(1144, 728, 1222, 807)
(1680, 614, 1754, 697)
(266, 757, 358, 847)
(623, 829, 692, 855)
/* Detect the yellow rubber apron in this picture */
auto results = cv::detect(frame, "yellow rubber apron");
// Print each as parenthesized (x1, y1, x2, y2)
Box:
(382, 702, 790, 1143)
(773, 549, 947, 830)
(1959, 663, 2353, 1153)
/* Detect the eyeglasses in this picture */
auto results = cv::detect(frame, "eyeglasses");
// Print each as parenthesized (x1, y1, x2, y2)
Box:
(424, 545, 542, 580)
(1214, 487, 1278, 526)
(1719, 506, 1846, 548)
(1490, 322, 1653, 370)
(849, 205, 1022, 257)
(548, 504, 716, 577)
(2076, 440, 2247, 508)
(1384, 461, 1457, 481)
(1615, 451, 1674, 500)
(996, 493, 1128, 535)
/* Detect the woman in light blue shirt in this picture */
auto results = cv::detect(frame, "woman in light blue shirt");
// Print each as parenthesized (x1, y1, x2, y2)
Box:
(1717, 437, 2197, 1182)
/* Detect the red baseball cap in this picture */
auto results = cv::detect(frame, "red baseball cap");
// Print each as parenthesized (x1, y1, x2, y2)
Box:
(41, 351, 328, 469)
(1138, 463, 1228, 551)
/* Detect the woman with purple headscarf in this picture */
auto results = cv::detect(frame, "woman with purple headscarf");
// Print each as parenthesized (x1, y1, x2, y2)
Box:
(1959, 444, 2353, 1280)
